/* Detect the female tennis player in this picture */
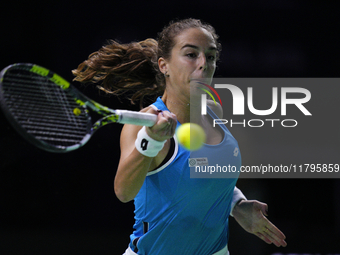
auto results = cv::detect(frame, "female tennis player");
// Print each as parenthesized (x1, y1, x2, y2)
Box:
(73, 18, 287, 255)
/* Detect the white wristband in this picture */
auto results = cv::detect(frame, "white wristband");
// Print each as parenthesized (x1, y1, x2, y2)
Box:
(230, 187, 247, 217)
(135, 126, 166, 157)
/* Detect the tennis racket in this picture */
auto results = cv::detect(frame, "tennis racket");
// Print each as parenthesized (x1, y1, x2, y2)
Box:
(0, 63, 158, 153)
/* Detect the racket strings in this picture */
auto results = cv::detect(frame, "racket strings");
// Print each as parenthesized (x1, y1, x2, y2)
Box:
(2, 69, 90, 148)
(22, 123, 87, 136)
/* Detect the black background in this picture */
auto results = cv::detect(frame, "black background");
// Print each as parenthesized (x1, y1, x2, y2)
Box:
(1, 1, 339, 254)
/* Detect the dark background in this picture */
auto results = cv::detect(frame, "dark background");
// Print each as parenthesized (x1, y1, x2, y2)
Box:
(1, 0, 339, 254)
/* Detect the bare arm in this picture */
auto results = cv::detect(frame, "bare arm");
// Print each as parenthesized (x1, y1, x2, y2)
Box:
(114, 107, 177, 202)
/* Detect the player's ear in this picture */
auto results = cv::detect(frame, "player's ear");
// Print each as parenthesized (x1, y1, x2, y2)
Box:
(158, 57, 168, 76)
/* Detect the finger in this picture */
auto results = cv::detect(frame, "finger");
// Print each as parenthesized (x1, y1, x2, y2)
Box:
(144, 113, 173, 141)
(156, 111, 177, 137)
(145, 108, 168, 127)
(167, 113, 177, 137)
(264, 225, 287, 247)
(145, 109, 177, 140)
(155, 111, 172, 127)
(262, 228, 283, 247)
(160, 111, 175, 128)
(266, 221, 286, 240)
(170, 114, 177, 135)
(256, 232, 273, 245)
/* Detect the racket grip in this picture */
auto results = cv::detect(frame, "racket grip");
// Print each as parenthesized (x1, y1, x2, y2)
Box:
(116, 110, 158, 127)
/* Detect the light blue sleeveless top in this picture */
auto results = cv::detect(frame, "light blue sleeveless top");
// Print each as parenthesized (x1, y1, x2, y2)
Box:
(129, 97, 241, 255)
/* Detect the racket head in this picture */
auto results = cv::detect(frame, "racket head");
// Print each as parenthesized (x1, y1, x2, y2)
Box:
(0, 63, 93, 152)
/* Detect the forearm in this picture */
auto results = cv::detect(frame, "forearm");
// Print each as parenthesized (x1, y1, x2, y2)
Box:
(114, 149, 154, 203)
(114, 108, 176, 203)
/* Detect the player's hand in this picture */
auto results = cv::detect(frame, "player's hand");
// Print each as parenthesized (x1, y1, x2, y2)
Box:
(232, 200, 287, 247)
(145, 108, 177, 142)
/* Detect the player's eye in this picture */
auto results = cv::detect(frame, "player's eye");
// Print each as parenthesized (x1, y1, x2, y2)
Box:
(186, 53, 197, 58)
(207, 55, 216, 61)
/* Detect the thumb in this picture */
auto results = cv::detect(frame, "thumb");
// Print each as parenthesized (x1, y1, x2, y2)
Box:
(254, 201, 269, 216)
(262, 203, 269, 216)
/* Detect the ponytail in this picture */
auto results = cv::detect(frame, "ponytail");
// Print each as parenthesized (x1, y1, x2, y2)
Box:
(72, 39, 165, 107)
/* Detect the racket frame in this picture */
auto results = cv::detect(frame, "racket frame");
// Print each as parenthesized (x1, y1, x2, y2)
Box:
(0, 63, 157, 152)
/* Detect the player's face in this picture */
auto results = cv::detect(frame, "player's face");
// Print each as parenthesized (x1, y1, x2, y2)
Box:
(162, 27, 217, 96)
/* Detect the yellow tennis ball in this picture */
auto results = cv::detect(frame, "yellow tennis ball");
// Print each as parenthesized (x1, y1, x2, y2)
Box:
(73, 108, 81, 116)
(176, 123, 206, 151)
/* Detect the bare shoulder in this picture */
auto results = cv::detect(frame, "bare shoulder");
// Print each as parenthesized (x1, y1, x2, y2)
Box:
(207, 99, 223, 118)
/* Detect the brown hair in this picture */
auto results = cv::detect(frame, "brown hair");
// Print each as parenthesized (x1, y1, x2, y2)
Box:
(72, 18, 221, 107)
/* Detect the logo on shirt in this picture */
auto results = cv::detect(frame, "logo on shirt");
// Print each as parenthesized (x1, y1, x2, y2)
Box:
(188, 157, 209, 167)
(233, 147, 239, 157)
